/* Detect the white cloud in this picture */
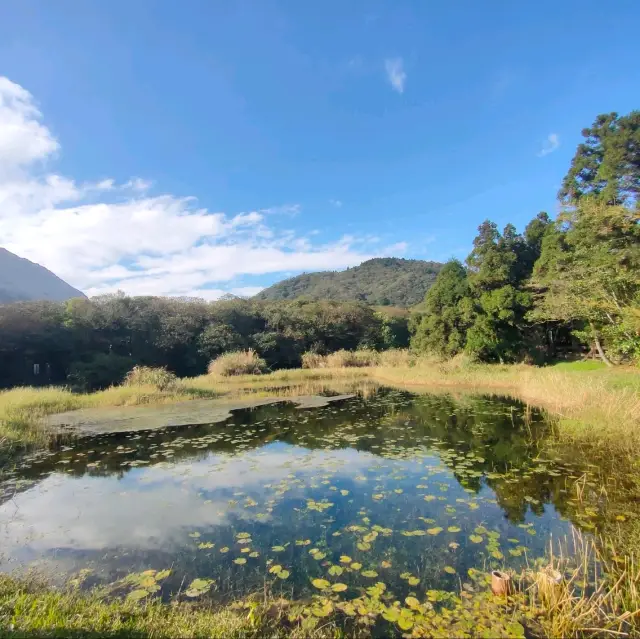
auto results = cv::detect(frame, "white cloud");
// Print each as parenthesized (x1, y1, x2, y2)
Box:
(0, 77, 397, 298)
(329, 199, 343, 208)
(384, 58, 406, 94)
(384, 241, 408, 255)
(537, 133, 560, 157)
(0, 446, 375, 555)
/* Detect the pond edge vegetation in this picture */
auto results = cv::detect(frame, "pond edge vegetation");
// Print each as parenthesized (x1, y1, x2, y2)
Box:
(1, 530, 638, 638)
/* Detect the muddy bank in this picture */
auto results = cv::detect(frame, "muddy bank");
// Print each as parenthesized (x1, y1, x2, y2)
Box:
(43, 394, 355, 435)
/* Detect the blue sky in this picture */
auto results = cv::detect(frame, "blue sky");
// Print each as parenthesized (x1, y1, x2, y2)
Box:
(0, 0, 638, 298)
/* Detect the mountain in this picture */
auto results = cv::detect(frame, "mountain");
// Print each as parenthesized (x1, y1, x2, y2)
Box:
(255, 257, 443, 307)
(0, 248, 86, 304)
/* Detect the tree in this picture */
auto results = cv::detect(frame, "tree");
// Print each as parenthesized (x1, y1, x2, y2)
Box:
(531, 202, 640, 364)
(559, 111, 640, 206)
(465, 222, 532, 362)
(410, 260, 471, 357)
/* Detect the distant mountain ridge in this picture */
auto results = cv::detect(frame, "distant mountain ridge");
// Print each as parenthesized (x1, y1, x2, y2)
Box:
(0, 248, 86, 304)
(255, 257, 443, 307)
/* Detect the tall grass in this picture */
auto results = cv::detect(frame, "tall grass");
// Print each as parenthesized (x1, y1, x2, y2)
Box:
(208, 350, 268, 377)
(123, 365, 179, 391)
(529, 530, 640, 637)
(302, 348, 380, 368)
(2, 352, 638, 454)
(371, 358, 640, 453)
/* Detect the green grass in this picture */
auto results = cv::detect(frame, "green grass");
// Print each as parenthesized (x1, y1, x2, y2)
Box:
(550, 360, 609, 371)
(0, 575, 331, 639)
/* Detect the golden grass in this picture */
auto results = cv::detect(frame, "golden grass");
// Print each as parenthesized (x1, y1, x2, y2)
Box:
(1, 355, 638, 454)
(528, 531, 640, 638)
(207, 349, 267, 376)
(371, 360, 640, 452)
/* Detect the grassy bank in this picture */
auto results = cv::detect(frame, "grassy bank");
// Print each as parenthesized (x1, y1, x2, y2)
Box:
(1, 358, 638, 453)
(1, 532, 638, 638)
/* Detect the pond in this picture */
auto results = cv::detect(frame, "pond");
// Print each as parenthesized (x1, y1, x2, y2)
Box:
(0, 387, 635, 606)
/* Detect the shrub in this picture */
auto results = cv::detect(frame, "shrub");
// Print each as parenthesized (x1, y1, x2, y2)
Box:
(301, 352, 328, 369)
(122, 366, 179, 391)
(207, 350, 268, 377)
(68, 354, 135, 391)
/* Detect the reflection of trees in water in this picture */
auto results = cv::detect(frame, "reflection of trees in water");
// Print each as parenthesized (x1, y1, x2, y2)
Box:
(2, 388, 637, 538)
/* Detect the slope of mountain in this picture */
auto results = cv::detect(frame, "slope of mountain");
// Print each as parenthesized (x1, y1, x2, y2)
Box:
(0, 248, 86, 304)
(255, 257, 442, 307)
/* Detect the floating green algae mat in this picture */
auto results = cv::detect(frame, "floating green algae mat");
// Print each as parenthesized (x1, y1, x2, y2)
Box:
(1, 387, 638, 612)
(43, 394, 356, 434)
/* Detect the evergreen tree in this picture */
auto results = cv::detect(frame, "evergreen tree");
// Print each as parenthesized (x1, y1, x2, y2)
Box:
(465, 221, 532, 362)
(410, 260, 471, 357)
(559, 111, 640, 206)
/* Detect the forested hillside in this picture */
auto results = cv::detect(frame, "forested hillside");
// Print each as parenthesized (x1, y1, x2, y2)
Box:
(0, 248, 85, 304)
(256, 258, 442, 307)
(411, 111, 640, 365)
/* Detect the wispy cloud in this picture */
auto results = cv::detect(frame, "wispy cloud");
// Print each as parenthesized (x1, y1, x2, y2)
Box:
(329, 199, 343, 208)
(384, 57, 406, 94)
(537, 133, 560, 157)
(0, 77, 399, 299)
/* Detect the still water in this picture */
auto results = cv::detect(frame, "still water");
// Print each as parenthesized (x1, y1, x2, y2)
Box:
(0, 388, 625, 603)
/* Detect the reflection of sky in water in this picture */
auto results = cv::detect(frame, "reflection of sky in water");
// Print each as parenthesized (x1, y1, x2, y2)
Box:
(0, 391, 583, 598)
(0, 445, 375, 560)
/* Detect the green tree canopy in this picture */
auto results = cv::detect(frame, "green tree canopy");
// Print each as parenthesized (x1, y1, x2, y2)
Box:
(410, 260, 471, 358)
(559, 111, 640, 206)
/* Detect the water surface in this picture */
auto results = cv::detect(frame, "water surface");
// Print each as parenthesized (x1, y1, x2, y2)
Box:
(0, 387, 633, 603)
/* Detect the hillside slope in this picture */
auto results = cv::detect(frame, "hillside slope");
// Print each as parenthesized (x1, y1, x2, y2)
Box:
(0, 248, 86, 304)
(255, 258, 442, 307)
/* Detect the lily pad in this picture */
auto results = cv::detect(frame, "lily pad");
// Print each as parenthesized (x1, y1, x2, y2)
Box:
(312, 578, 330, 589)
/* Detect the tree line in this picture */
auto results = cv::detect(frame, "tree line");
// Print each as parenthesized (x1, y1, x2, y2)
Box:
(411, 111, 640, 365)
(0, 296, 408, 390)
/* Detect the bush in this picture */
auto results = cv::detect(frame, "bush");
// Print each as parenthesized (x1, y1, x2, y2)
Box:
(207, 350, 268, 377)
(122, 366, 179, 391)
(301, 352, 327, 369)
(68, 354, 135, 391)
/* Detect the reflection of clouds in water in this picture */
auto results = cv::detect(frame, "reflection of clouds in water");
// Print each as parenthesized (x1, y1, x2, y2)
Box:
(0, 444, 375, 560)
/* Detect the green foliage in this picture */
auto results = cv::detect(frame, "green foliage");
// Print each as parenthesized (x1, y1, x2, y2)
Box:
(68, 353, 134, 391)
(0, 297, 387, 389)
(559, 111, 640, 206)
(256, 258, 442, 307)
(410, 108, 640, 366)
(410, 260, 471, 358)
(530, 202, 640, 362)
(376, 312, 410, 349)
